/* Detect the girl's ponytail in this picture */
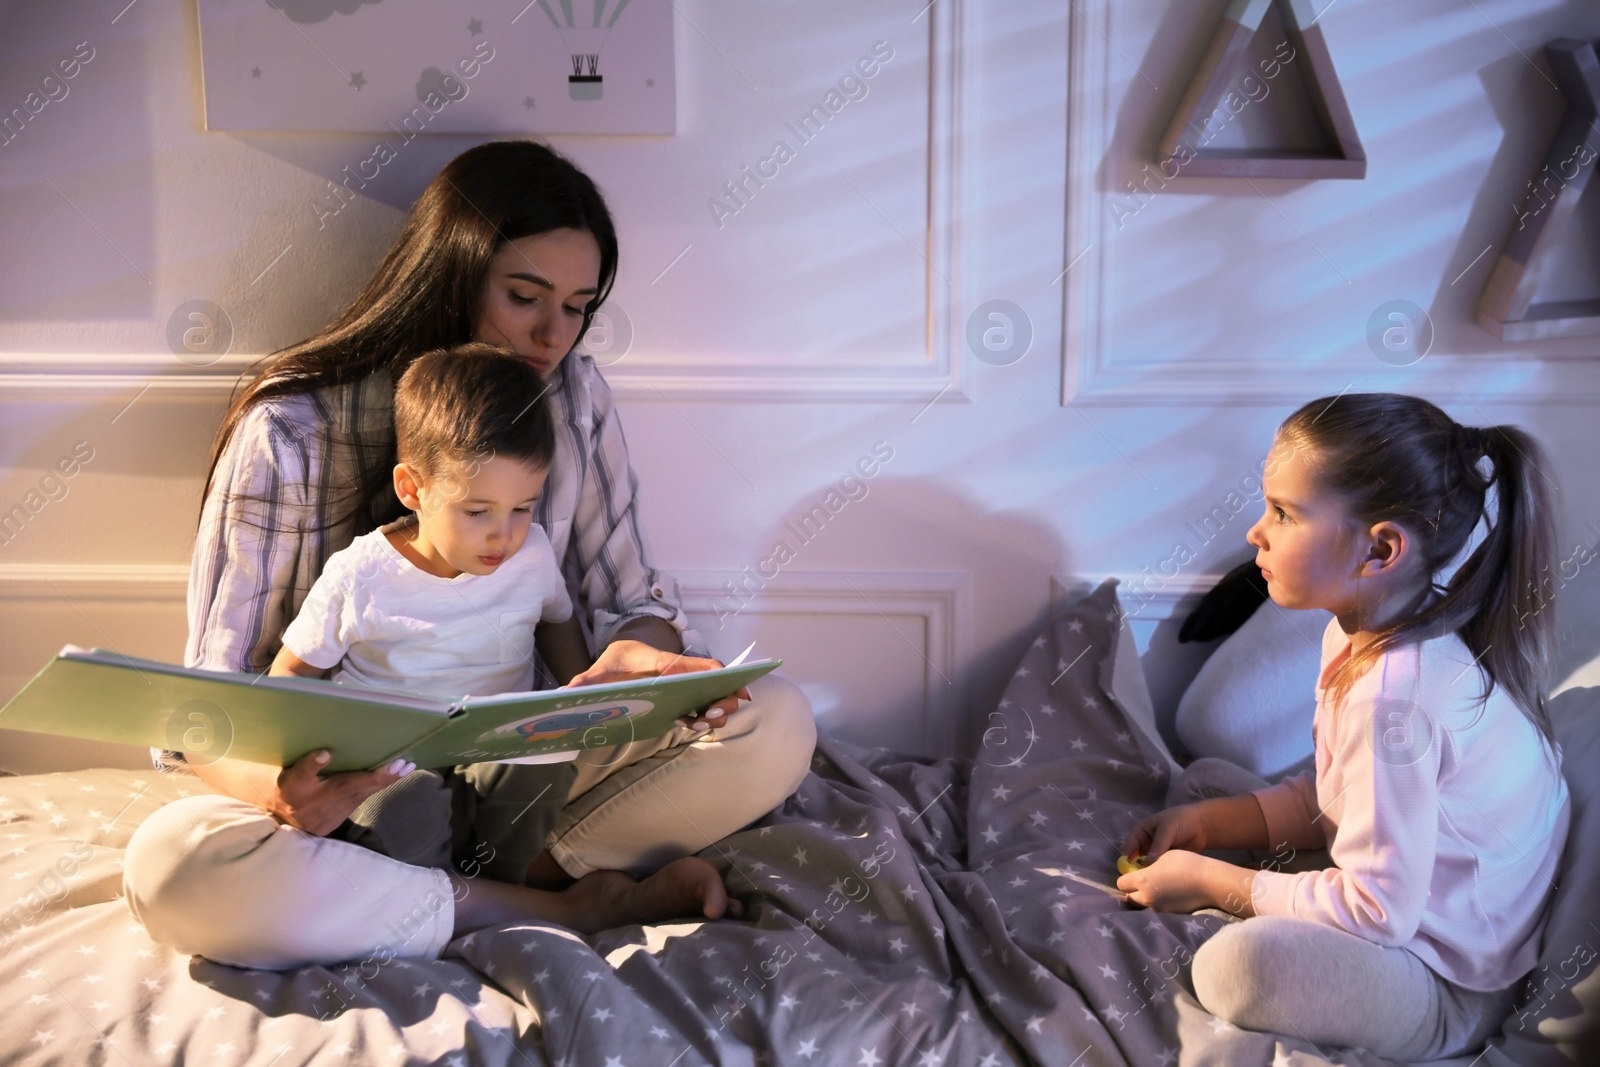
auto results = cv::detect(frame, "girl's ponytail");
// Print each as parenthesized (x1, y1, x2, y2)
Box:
(1454, 425, 1558, 742)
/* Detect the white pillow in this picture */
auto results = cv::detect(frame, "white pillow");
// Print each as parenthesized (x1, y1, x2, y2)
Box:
(1173, 603, 1330, 780)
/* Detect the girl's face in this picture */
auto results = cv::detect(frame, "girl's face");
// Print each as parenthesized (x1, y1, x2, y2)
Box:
(1245, 437, 1368, 616)
(474, 228, 603, 377)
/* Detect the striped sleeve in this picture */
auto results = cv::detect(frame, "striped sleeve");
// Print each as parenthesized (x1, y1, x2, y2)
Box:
(563, 361, 707, 658)
(185, 403, 318, 673)
(153, 403, 320, 774)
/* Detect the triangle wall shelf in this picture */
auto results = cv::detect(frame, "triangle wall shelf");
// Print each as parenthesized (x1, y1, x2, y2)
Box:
(1477, 39, 1600, 342)
(1157, 0, 1366, 180)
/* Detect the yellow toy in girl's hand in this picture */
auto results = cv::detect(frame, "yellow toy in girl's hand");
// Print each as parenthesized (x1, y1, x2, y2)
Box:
(1117, 853, 1149, 876)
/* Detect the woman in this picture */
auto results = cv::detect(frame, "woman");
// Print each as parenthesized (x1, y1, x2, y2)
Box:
(122, 141, 816, 970)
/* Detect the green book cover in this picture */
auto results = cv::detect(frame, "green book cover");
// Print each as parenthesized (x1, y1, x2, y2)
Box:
(0, 647, 782, 773)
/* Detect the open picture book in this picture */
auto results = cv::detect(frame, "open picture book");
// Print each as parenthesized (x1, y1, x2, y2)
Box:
(0, 644, 781, 772)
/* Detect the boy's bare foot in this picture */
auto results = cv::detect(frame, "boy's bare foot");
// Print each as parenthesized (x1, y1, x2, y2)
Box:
(449, 857, 743, 939)
(567, 857, 744, 932)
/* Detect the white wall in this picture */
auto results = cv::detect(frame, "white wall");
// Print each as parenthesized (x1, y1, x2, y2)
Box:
(3, 0, 1599, 774)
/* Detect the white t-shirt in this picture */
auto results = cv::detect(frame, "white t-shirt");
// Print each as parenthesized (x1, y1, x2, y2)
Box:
(280, 518, 573, 699)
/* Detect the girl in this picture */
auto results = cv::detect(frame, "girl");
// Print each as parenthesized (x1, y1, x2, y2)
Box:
(123, 141, 815, 970)
(1118, 393, 1570, 1060)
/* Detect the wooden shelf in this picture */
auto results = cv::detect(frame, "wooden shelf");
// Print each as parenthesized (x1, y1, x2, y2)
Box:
(1477, 39, 1600, 342)
(1158, 0, 1366, 180)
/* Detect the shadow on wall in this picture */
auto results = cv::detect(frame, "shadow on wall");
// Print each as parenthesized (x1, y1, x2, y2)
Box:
(0, 6, 154, 325)
(695, 474, 1069, 761)
(1136, 555, 1239, 754)
(1431, 21, 1600, 357)
(0, 387, 223, 575)
(1108, 0, 1600, 357)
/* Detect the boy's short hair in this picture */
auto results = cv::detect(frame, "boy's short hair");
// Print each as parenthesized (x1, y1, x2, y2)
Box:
(393, 343, 555, 478)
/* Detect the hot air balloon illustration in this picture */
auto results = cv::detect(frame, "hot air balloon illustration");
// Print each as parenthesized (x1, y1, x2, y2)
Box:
(538, 0, 633, 101)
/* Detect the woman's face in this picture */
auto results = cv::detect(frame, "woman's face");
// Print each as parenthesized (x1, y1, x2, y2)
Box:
(474, 228, 603, 377)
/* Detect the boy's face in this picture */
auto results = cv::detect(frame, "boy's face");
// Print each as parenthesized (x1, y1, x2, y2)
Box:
(394, 455, 547, 579)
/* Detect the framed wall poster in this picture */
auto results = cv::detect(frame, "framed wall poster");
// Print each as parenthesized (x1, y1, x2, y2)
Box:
(196, 0, 675, 135)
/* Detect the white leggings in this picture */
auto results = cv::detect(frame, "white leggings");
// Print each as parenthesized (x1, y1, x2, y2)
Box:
(122, 675, 815, 970)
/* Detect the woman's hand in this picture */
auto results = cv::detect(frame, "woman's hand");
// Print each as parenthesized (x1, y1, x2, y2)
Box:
(566, 639, 751, 733)
(1117, 851, 1256, 916)
(190, 750, 414, 836)
(272, 750, 417, 835)
(1120, 802, 1212, 862)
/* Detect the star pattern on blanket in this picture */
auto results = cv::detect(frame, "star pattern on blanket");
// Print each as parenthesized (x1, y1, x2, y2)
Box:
(1, 583, 1386, 1065)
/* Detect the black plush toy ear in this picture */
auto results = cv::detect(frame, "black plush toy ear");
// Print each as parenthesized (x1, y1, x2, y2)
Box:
(1178, 558, 1270, 643)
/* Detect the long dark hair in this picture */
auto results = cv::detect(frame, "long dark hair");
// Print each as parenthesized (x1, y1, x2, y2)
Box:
(202, 139, 617, 534)
(1278, 393, 1558, 742)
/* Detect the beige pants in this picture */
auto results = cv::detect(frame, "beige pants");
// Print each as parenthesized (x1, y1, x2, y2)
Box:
(123, 675, 815, 969)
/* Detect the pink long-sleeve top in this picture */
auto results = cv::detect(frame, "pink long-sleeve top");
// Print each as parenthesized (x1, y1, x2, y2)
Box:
(1249, 619, 1570, 992)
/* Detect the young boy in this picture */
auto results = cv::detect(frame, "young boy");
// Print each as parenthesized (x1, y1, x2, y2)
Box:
(270, 343, 591, 884)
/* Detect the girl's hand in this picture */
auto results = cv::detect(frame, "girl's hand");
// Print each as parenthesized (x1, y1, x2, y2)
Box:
(269, 750, 414, 836)
(566, 639, 751, 733)
(1120, 802, 1211, 861)
(1117, 851, 1251, 914)
(1117, 850, 1213, 911)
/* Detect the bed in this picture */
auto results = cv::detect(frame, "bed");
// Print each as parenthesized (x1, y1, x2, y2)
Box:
(2, 580, 1595, 1065)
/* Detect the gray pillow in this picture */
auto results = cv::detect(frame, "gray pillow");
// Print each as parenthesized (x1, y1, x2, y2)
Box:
(1173, 603, 1329, 779)
(1462, 679, 1600, 1065)
(1459, 532, 1600, 1063)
